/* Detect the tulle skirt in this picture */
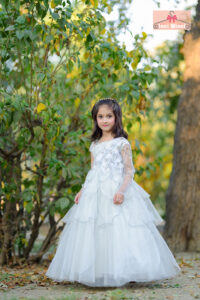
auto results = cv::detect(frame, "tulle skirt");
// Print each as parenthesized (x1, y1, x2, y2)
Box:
(45, 172, 181, 287)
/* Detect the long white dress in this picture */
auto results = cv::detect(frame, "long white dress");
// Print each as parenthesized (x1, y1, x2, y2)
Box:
(45, 136, 181, 287)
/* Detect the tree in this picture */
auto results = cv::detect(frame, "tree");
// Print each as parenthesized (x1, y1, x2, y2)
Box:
(164, 0, 200, 251)
(0, 0, 157, 265)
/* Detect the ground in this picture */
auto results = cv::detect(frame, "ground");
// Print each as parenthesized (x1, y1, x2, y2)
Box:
(0, 251, 200, 300)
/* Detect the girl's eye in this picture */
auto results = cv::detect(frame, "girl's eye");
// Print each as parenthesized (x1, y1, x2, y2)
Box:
(98, 115, 113, 118)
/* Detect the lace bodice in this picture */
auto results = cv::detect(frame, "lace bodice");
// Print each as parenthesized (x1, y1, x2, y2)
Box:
(82, 137, 135, 195)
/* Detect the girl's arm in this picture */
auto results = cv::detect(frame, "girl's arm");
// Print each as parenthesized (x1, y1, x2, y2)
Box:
(117, 142, 135, 195)
(91, 152, 94, 168)
(80, 151, 94, 192)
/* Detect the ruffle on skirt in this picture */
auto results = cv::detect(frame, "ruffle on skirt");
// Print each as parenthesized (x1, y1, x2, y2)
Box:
(45, 169, 181, 287)
(61, 168, 164, 227)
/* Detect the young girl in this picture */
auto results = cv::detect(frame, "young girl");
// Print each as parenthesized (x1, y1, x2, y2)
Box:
(45, 98, 181, 287)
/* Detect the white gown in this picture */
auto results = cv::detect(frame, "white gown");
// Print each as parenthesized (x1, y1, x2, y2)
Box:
(45, 137, 181, 287)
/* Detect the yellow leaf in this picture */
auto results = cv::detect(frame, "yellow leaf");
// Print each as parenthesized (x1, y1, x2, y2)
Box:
(131, 62, 136, 69)
(142, 31, 147, 39)
(131, 59, 139, 70)
(51, 0, 56, 8)
(50, 145, 55, 151)
(65, 118, 70, 125)
(90, 0, 98, 8)
(87, 27, 90, 35)
(66, 66, 82, 79)
(40, 215, 45, 221)
(1, 181, 5, 188)
(107, 5, 112, 13)
(144, 65, 151, 71)
(67, 189, 72, 194)
(22, 238, 28, 246)
(51, 136, 56, 143)
(127, 50, 134, 58)
(90, 99, 96, 108)
(55, 113, 61, 119)
(84, 52, 90, 59)
(74, 97, 80, 108)
(37, 103, 46, 113)
(66, 28, 70, 36)
(100, 28, 106, 35)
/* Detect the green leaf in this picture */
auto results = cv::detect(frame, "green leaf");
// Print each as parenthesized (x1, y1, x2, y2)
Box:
(54, 0, 62, 5)
(86, 33, 93, 43)
(29, 31, 37, 41)
(37, 73, 45, 82)
(60, 198, 69, 210)
(43, 0, 49, 9)
(52, 12, 59, 20)
(25, 201, 33, 213)
(132, 90, 140, 100)
(94, 0, 98, 7)
(67, 60, 74, 72)
(45, 34, 53, 43)
(16, 15, 26, 24)
(5, 25, 15, 31)
(16, 30, 24, 39)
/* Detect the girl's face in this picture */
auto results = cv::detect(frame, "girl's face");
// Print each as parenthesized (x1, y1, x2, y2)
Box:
(96, 105, 115, 133)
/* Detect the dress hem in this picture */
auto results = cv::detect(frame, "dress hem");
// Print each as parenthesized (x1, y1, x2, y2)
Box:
(45, 267, 181, 287)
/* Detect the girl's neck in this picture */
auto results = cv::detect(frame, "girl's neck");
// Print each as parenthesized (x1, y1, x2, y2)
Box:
(100, 132, 115, 140)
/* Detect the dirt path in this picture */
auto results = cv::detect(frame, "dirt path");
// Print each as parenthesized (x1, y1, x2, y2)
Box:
(0, 252, 200, 300)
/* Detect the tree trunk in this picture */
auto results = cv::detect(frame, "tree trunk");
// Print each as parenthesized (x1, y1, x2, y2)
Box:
(0, 158, 17, 265)
(163, 1, 200, 251)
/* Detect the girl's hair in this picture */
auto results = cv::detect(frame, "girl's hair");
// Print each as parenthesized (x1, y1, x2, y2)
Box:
(90, 98, 128, 142)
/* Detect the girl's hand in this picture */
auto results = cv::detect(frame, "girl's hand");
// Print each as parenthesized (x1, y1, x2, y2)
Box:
(113, 192, 124, 205)
(74, 189, 82, 204)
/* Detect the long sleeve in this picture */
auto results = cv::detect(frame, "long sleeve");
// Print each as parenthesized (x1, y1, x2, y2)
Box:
(117, 141, 135, 195)
(81, 141, 94, 191)
(89, 141, 94, 169)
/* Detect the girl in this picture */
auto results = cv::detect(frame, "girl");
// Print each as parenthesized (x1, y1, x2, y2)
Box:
(45, 98, 181, 287)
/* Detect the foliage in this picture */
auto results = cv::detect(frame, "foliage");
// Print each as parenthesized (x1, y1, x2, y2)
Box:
(133, 36, 184, 215)
(0, 0, 158, 264)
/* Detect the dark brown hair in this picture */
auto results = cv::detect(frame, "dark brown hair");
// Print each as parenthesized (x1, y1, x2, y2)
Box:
(90, 98, 128, 142)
